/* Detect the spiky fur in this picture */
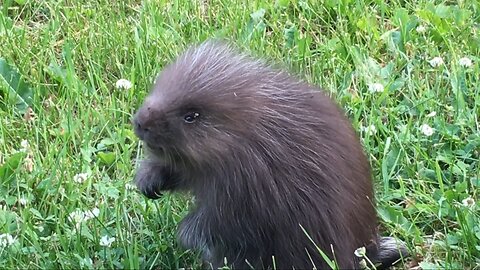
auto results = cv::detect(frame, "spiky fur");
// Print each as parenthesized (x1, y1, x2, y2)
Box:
(133, 40, 408, 269)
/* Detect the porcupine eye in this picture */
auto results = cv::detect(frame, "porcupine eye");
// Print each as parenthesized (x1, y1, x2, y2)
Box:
(184, 112, 200, 123)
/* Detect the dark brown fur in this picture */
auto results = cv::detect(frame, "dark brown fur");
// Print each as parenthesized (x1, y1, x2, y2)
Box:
(133, 40, 408, 269)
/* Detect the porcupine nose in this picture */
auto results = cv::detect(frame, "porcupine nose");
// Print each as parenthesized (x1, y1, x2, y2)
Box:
(133, 107, 152, 140)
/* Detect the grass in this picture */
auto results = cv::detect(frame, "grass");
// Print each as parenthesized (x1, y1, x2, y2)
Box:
(0, 0, 479, 269)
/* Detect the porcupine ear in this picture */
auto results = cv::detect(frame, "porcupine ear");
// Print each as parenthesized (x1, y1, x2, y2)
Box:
(373, 236, 409, 269)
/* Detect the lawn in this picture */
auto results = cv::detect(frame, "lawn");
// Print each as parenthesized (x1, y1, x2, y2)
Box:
(0, 0, 479, 269)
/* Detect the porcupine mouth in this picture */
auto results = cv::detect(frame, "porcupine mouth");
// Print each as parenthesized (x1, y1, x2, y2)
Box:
(144, 142, 165, 155)
(145, 142, 177, 163)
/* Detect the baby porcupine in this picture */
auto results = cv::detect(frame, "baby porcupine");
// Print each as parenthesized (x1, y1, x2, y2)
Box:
(133, 40, 408, 269)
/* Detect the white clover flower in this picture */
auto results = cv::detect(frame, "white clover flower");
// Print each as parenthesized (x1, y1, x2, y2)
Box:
(20, 140, 30, 152)
(115, 79, 133, 90)
(462, 196, 475, 208)
(458, 57, 473, 68)
(0, 233, 16, 247)
(362, 125, 377, 136)
(73, 173, 88, 184)
(99, 235, 116, 247)
(68, 208, 99, 228)
(426, 111, 437, 117)
(428, 57, 444, 67)
(416, 25, 427, 33)
(125, 183, 136, 191)
(68, 209, 86, 224)
(420, 124, 434, 136)
(84, 207, 100, 220)
(368, 82, 384, 93)
(354, 246, 366, 257)
(18, 197, 28, 206)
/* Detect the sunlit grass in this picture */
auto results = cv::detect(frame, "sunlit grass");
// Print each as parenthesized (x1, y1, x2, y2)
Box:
(0, 0, 479, 269)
